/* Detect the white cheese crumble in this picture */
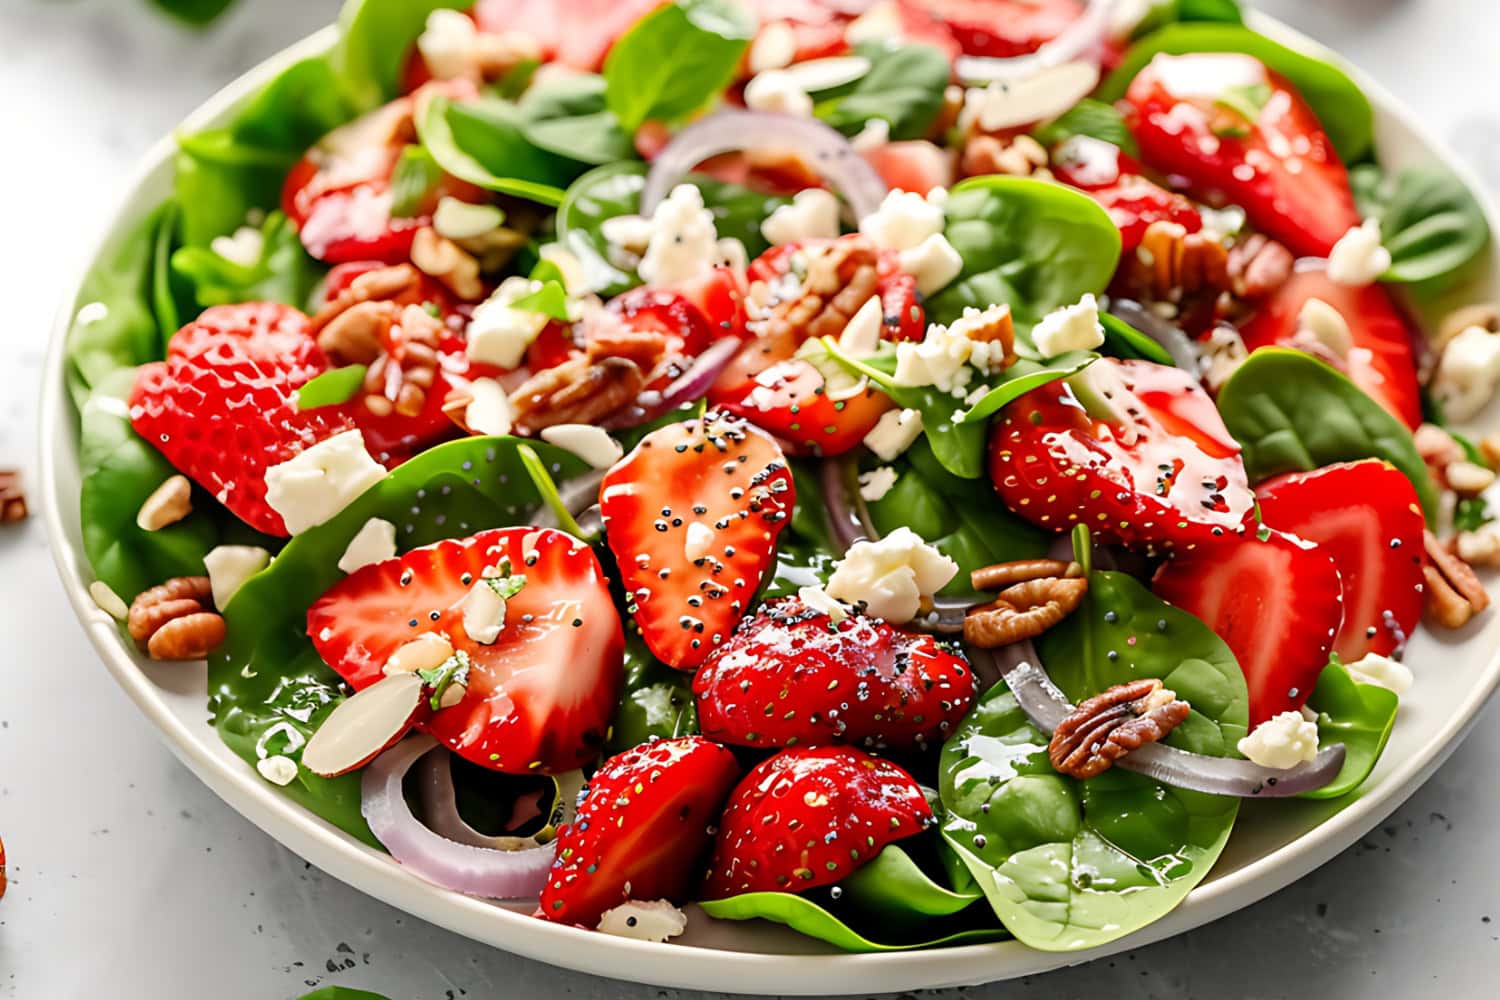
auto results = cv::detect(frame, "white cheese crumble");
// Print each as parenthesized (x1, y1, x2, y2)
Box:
(467, 278, 551, 370)
(1032, 294, 1105, 358)
(638, 184, 721, 287)
(433, 197, 504, 241)
(461, 580, 508, 645)
(204, 544, 271, 610)
(898, 233, 963, 296)
(683, 520, 715, 563)
(958, 62, 1101, 133)
(863, 407, 923, 461)
(715, 237, 749, 277)
(384, 632, 456, 677)
(749, 20, 797, 74)
(264, 430, 385, 536)
(798, 584, 849, 622)
(743, 69, 814, 117)
(417, 8, 479, 80)
(845, 0, 903, 45)
(596, 900, 688, 942)
(825, 526, 959, 624)
(1237, 710, 1320, 769)
(1432, 325, 1500, 422)
(89, 580, 129, 620)
(337, 518, 397, 575)
(859, 189, 946, 253)
(894, 324, 975, 393)
(858, 466, 898, 502)
(1297, 297, 1352, 359)
(464, 378, 516, 436)
(850, 117, 891, 153)
(540, 424, 624, 470)
(210, 225, 264, 268)
(256, 755, 299, 787)
(1326, 218, 1391, 287)
(1344, 652, 1414, 696)
(1197, 324, 1249, 391)
(1457, 520, 1500, 567)
(600, 214, 654, 255)
(761, 188, 841, 247)
(837, 296, 885, 358)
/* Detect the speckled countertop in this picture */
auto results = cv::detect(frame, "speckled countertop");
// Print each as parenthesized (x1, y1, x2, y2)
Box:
(2, 1, 1499, 997)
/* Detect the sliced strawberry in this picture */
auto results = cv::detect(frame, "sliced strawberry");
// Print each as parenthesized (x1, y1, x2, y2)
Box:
(1052, 138, 1203, 252)
(1238, 264, 1423, 429)
(475, 0, 662, 70)
(540, 736, 739, 927)
(929, 0, 1085, 58)
(1154, 528, 1344, 726)
(694, 596, 976, 752)
(599, 411, 795, 670)
(701, 746, 933, 899)
(863, 140, 956, 197)
(130, 304, 356, 536)
(307, 527, 626, 773)
(1255, 461, 1425, 663)
(713, 356, 895, 456)
(599, 287, 714, 391)
(989, 358, 1255, 552)
(674, 266, 749, 341)
(1124, 53, 1360, 258)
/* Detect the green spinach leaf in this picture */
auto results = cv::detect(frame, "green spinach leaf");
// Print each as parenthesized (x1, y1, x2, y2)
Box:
(607, 635, 698, 755)
(1215, 348, 1440, 522)
(1299, 660, 1399, 800)
(765, 460, 843, 599)
(335, 0, 474, 110)
(518, 73, 636, 167)
(1129, 0, 1243, 39)
(1031, 99, 1139, 157)
(1349, 163, 1490, 287)
(171, 211, 325, 312)
(1098, 311, 1174, 365)
(296, 366, 369, 410)
(815, 42, 950, 141)
(416, 93, 572, 206)
(603, 0, 755, 132)
(390, 144, 444, 217)
(1099, 23, 1373, 162)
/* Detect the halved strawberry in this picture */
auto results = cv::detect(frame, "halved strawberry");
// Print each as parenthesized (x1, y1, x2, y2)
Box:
(1051, 139, 1203, 252)
(1124, 53, 1360, 258)
(1255, 461, 1425, 663)
(540, 736, 740, 927)
(864, 141, 956, 196)
(1238, 264, 1423, 429)
(675, 266, 749, 341)
(599, 410, 796, 670)
(475, 0, 663, 70)
(307, 527, 626, 773)
(1153, 528, 1344, 726)
(929, 0, 1085, 58)
(130, 303, 357, 536)
(701, 746, 933, 899)
(989, 358, 1255, 552)
(713, 357, 895, 456)
(693, 596, 976, 752)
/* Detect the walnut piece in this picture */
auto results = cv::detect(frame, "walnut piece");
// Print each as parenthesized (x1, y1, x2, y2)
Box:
(411, 226, 483, 301)
(127, 576, 226, 660)
(1049, 678, 1191, 779)
(1424, 529, 1490, 629)
(961, 134, 1051, 180)
(316, 279, 445, 419)
(509, 356, 647, 434)
(963, 575, 1089, 647)
(310, 264, 424, 334)
(756, 237, 882, 350)
(1132, 220, 1231, 303)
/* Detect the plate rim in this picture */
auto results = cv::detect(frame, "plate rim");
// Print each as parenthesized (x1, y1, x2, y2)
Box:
(37, 13, 1500, 995)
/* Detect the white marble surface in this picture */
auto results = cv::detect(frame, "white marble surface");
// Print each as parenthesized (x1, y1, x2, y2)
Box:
(3, 1, 1500, 997)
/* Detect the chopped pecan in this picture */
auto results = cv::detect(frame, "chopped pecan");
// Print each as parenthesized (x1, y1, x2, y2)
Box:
(1131, 220, 1231, 302)
(969, 558, 1081, 591)
(963, 576, 1089, 648)
(1227, 233, 1294, 300)
(411, 226, 483, 301)
(318, 300, 394, 365)
(1437, 302, 1499, 351)
(1425, 529, 1490, 628)
(961, 133, 1051, 180)
(310, 264, 423, 334)
(1049, 678, 1191, 779)
(319, 297, 443, 418)
(127, 576, 226, 660)
(586, 327, 669, 368)
(1480, 433, 1500, 470)
(509, 356, 646, 433)
(0, 469, 27, 523)
(757, 237, 882, 347)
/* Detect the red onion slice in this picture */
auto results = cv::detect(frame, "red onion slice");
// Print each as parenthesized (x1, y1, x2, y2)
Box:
(954, 0, 1116, 83)
(818, 456, 875, 552)
(640, 111, 888, 221)
(601, 336, 743, 431)
(362, 736, 556, 899)
(415, 746, 552, 852)
(967, 642, 1346, 798)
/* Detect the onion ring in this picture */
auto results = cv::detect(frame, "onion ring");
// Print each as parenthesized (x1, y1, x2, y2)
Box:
(602, 335, 744, 431)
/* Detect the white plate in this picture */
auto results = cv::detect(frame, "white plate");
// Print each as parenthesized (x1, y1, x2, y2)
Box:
(38, 14, 1500, 996)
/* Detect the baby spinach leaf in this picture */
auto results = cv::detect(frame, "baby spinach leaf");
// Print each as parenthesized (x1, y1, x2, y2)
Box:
(390, 144, 444, 217)
(1130, 0, 1243, 39)
(607, 635, 699, 755)
(335, 0, 474, 110)
(927, 177, 1121, 337)
(211, 436, 589, 840)
(1298, 660, 1399, 800)
(296, 365, 368, 410)
(416, 94, 572, 206)
(603, 0, 756, 132)
(942, 569, 1246, 951)
(1349, 163, 1490, 287)
(79, 369, 220, 603)
(1215, 348, 1440, 522)
(765, 460, 843, 599)
(1031, 99, 1139, 157)
(150, 202, 185, 345)
(1099, 23, 1373, 162)
(1098, 311, 1174, 365)
(699, 843, 1004, 952)
(171, 211, 325, 313)
(959, 354, 1097, 425)
(517, 73, 636, 167)
(815, 42, 950, 141)
(149, 0, 236, 26)
(509, 280, 570, 321)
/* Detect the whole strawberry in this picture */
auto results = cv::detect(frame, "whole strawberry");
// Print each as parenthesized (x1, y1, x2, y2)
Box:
(693, 597, 975, 752)
(540, 736, 740, 927)
(701, 746, 933, 899)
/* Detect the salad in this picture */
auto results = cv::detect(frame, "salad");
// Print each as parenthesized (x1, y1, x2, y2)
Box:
(64, 0, 1500, 956)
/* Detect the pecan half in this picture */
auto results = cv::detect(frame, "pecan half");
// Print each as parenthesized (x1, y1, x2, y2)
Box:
(1227, 233, 1294, 300)
(411, 226, 483, 301)
(969, 558, 1081, 592)
(1437, 302, 1499, 351)
(964, 576, 1088, 648)
(961, 134, 1051, 180)
(509, 356, 646, 433)
(1049, 678, 1191, 779)
(310, 264, 424, 334)
(317, 295, 443, 419)
(1424, 529, 1490, 629)
(127, 576, 226, 660)
(0, 469, 27, 523)
(1131, 220, 1231, 302)
(756, 237, 882, 348)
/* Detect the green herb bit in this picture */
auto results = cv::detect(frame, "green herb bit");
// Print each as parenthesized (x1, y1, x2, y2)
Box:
(419, 650, 473, 712)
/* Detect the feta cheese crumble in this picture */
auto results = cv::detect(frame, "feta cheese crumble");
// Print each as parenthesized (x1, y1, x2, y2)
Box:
(863, 407, 923, 461)
(761, 188, 841, 247)
(264, 430, 386, 535)
(638, 184, 720, 287)
(1237, 710, 1320, 769)
(743, 69, 814, 117)
(859, 189, 946, 253)
(1032, 294, 1105, 358)
(596, 900, 689, 942)
(337, 518, 397, 574)
(898, 233, 963, 296)
(850, 117, 891, 153)
(894, 305, 1013, 391)
(210, 225, 265, 268)
(540, 424, 624, 470)
(825, 526, 959, 624)
(1197, 324, 1249, 391)
(1432, 325, 1500, 421)
(858, 466, 898, 502)
(1344, 652, 1414, 696)
(204, 544, 272, 609)
(467, 278, 552, 369)
(1326, 218, 1391, 286)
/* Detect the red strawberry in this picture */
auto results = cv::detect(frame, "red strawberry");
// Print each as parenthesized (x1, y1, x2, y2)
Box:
(1153, 528, 1344, 726)
(130, 303, 357, 536)
(599, 287, 714, 391)
(712, 356, 896, 456)
(600, 411, 795, 670)
(539, 736, 740, 927)
(701, 746, 933, 899)
(1051, 139, 1204, 252)
(693, 596, 976, 752)
(308, 527, 626, 773)
(863, 140, 956, 197)
(1124, 53, 1361, 258)
(929, 0, 1084, 58)
(1255, 461, 1426, 663)
(989, 358, 1255, 552)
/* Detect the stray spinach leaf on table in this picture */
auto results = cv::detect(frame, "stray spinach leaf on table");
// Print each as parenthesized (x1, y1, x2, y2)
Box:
(603, 0, 755, 132)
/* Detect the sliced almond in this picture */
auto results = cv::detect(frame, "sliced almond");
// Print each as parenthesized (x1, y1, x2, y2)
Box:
(301, 672, 425, 778)
(136, 474, 193, 531)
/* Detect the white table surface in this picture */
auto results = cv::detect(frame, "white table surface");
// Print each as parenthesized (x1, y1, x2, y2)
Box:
(4, 1, 1500, 997)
